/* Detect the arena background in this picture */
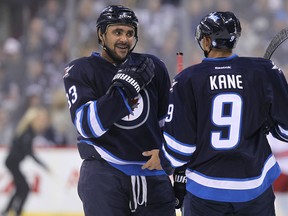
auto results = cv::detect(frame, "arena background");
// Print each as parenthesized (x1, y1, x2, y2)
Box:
(0, 0, 287, 215)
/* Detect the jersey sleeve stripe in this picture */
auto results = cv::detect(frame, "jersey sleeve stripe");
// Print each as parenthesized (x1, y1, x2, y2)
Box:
(164, 132, 196, 155)
(161, 145, 187, 167)
(75, 101, 107, 138)
(75, 106, 88, 138)
(88, 101, 106, 137)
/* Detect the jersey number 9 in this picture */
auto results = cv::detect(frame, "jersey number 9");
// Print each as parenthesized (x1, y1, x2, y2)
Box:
(211, 93, 242, 149)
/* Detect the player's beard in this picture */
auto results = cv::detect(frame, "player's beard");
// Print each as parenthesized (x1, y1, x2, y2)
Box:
(114, 42, 131, 60)
(104, 42, 131, 64)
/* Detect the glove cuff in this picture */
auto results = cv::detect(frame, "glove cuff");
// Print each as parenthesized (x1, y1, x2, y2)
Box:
(113, 72, 141, 92)
(110, 73, 141, 99)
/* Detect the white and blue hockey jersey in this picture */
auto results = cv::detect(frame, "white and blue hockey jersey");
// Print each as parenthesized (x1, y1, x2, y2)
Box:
(162, 54, 288, 202)
(63, 52, 171, 176)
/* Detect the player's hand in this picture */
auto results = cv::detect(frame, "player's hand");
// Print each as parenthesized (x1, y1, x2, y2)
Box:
(142, 149, 162, 170)
(109, 56, 155, 99)
(173, 168, 187, 209)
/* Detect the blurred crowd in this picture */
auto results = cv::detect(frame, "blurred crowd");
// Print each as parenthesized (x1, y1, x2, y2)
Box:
(0, 0, 287, 147)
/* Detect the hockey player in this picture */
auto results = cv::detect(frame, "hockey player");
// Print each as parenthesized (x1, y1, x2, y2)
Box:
(162, 11, 288, 215)
(63, 5, 175, 216)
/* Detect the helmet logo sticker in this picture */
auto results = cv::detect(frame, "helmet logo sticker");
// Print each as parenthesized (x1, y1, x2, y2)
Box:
(208, 13, 220, 22)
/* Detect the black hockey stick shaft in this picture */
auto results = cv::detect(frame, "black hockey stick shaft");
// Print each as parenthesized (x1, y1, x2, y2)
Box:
(263, 27, 288, 59)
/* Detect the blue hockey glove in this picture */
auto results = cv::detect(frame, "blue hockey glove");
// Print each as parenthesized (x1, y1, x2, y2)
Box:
(109, 56, 155, 99)
(173, 168, 187, 209)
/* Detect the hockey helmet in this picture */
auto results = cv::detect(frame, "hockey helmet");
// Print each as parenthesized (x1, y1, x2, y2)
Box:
(96, 5, 139, 41)
(195, 11, 241, 49)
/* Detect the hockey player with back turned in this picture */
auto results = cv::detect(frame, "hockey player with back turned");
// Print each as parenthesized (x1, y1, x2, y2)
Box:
(162, 11, 288, 216)
(63, 5, 175, 216)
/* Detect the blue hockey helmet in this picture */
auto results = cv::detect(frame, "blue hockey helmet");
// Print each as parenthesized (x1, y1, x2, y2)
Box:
(96, 5, 139, 43)
(195, 11, 241, 50)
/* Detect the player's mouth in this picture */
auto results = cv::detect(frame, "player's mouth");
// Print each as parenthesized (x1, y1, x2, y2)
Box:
(116, 44, 129, 52)
(116, 48, 129, 58)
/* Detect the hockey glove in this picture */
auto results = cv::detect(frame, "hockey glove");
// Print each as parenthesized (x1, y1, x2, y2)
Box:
(173, 168, 187, 209)
(110, 56, 155, 99)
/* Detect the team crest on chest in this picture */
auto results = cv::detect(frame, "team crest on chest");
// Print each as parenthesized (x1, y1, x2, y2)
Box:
(114, 89, 150, 129)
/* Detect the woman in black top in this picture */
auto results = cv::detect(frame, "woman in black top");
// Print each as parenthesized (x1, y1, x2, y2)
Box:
(2, 106, 52, 216)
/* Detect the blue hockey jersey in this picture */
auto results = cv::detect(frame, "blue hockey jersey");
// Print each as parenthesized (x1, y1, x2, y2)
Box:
(162, 54, 288, 202)
(63, 52, 170, 176)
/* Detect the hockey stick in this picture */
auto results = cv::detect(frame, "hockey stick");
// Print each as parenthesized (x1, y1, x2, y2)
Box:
(176, 52, 183, 74)
(263, 27, 288, 59)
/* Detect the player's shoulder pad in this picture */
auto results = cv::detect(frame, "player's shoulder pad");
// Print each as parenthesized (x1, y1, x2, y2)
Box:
(238, 57, 285, 80)
(175, 62, 201, 81)
(238, 56, 271, 65)
(240, 56, 281, 71)
(63, 56, 95, 79)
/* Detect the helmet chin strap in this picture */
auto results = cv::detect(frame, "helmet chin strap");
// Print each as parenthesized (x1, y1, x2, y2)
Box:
(102, 44, 124, 65)
(204, 48, 212, 58)
(197, 40, 212, 58)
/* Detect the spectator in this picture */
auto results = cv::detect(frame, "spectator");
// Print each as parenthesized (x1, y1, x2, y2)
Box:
(1, 106, 52, 216)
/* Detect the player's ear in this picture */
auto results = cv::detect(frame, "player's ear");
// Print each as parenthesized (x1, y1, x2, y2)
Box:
(97, 28, 104, 45)
(203, 36, 212, 51)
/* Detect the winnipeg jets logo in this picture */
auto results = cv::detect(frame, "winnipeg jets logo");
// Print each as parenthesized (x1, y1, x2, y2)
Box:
(170, 80, 178, 92)
(114, 89, 150, 130)
(127, 97, 140, 118)
(63, 65, 74, 78)
(208, 12, 220, 22)
(123, 95, 143, 121)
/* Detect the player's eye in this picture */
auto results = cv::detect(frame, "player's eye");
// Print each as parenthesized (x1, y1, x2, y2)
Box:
(114, 30, 122, 36)
(112, 29, 134, 39)
(126, 31, 134, 38)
